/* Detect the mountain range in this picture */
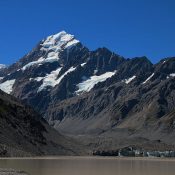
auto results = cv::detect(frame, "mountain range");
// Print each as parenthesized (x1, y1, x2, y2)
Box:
(0, 31, 175, 154)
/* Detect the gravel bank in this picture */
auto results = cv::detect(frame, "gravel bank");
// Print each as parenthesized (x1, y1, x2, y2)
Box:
(0, 168, 29, 175)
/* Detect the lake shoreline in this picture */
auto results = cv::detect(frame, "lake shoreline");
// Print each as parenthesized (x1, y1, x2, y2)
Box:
(0, 156, 175, 161)
(1, 156, 175, 175)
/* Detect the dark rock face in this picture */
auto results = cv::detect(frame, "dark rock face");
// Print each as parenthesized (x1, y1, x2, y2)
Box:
(0, 90, 85, 156)
(0, 31, 175, 151)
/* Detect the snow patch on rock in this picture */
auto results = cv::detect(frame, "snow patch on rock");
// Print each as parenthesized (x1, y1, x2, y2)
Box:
(170, 73, 175, 77)
(30, 77, 44, 82)
(21, 31, 79, 71)
(94, 69, 98, 75)
(76, 71, 116, 94)
(142, 73, 154, 84)
(38, 66, 76, 92)
(41, 31, 79, 51)
(167, 73, 175, 79)
(123, 75, 136, 84)
(81, 62, 87, 67)
(0, 79, 16, 94)
(22, 56, 59, 71)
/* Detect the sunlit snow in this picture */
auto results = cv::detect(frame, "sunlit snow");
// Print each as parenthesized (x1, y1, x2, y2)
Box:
(38, 66, 76, 92)
(167, 73, 175, 79)
(0, 79, 16, 94)
(94, 69, 98, 75)
(142, 73, 154, 84)
(170, 73, 175, 77)
(30, 77, 44, 82)
(76, 71, 116, 94)
(123, 75, 136, 84)
(22, 31, 79, 71)
(22, 56, 59, 71)
(81, 62, 87, 67)
(41, 31, 79, 51)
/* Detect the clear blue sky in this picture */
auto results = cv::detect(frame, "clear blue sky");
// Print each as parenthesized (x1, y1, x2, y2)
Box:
(0, 0, 175, 65)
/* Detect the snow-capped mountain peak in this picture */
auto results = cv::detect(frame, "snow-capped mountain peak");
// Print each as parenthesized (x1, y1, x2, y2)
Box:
(21, 31, 80, 71)
(41, 31, 79, 51)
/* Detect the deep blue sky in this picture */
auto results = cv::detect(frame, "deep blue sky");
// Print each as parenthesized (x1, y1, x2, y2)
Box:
(0, 0, 175, 65)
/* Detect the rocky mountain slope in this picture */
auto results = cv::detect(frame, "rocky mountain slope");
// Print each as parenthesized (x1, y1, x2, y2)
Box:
(0, 31, 175, 151)
(0, 89, 86, 156)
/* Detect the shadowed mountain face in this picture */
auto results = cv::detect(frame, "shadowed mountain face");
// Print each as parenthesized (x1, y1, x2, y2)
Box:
(0, 90, 86, 156)
(0, 31, 175, 151)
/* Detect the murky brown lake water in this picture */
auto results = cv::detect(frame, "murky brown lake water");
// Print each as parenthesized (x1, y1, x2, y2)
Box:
(0, 156, 175, 175)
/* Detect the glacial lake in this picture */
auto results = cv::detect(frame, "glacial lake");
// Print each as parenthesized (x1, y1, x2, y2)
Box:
(0, 156, 175, 175)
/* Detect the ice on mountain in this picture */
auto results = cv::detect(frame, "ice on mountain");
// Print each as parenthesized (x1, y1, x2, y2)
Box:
(22, 58, 44, 71)
(81, 62, 87, 67)
(123, 75, 136, 84)
(22, 31, 79, 71)
(33, 77, 44, 82)
(64, 39, 79, 49)
(55, 66, 76, 85)
(41, 31, 79, 51)
(0, 79, 16, 94)
(22, 56, 59, 71)
(38, 66, 76, 92)
(47, 51, 57, 57)
(142, 73, 154, 84)
(38, 67, 62, 92)
(94, 69, 98, 75)
(167, 73, 175, 79)
(76, 71, 116, 94)
(170, 73, 175, 77)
